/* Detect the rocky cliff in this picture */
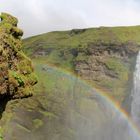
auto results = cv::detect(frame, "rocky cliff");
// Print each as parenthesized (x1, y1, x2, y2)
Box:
(23, 28, 140, 104)
(74, 42, 139, 103)
(0, 14, 140, 140)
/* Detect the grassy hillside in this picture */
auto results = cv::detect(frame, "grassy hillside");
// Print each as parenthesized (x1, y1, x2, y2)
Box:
(0, 60, 133, 140)
(1, 26, 140, 140)
(24, 26, 140, 48)
(23, 26, 140, 56)
(23, 26, 140, 104)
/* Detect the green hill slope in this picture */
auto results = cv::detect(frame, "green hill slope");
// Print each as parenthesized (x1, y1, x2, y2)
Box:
(23, 26, 140, 104)
(24, 26, 140, 49)
(2, 25, 140, 140)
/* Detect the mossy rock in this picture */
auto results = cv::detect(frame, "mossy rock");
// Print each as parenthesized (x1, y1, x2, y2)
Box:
(0, 13, 37, 99)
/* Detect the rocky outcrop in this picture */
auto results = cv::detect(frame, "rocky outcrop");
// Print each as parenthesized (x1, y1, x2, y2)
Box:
(74, 42, 139, 102)
(75, 42, 138, 78)
(23, 26, 140, 104)
(0, 13, 37, 99)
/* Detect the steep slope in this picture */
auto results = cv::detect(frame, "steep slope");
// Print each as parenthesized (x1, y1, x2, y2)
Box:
(23, 26, 140, 104)
(0, 62, 133, 140)
(1, 25, 140, 139)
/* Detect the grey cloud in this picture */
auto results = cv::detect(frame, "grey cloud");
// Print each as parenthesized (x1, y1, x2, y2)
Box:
(0, 0, 140, 37)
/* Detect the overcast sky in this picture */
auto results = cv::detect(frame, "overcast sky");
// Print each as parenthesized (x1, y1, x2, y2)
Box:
(0, 0, 140, 38)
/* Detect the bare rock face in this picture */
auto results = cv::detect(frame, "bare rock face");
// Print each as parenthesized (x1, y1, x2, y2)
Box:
(74, 42, 139, 102)
(0, 13, 37, 99)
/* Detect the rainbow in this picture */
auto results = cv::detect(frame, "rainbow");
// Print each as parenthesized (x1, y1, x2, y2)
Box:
(36, 61, 140, 139)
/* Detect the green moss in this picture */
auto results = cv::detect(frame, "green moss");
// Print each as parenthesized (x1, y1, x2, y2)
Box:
(0, 12, 18, 26)
(0, 13, 38, 98)
(105, 58, 124, 71)
(33, 119, 43, 129)
(12, 71, 24, 86)
(75, 53, 88, 61)
(99, 78, 116, 89)
(0, 127, 3, 140)
(39, 110, 56, 119)
(16, 124, 31, 132)
(105, 57, 129, 80)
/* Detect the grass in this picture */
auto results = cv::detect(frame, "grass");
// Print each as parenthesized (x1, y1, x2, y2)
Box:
(23, 25, 140, 75)
(24, 26, 140, 50)
(2, 25, 138, 137)
(23, 25, 139, 104)
(105, 57, 129, 80)
(33, 119, 43, 129)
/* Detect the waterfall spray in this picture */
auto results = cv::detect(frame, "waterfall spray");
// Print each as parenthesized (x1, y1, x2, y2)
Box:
(131, 51, 140, 127)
